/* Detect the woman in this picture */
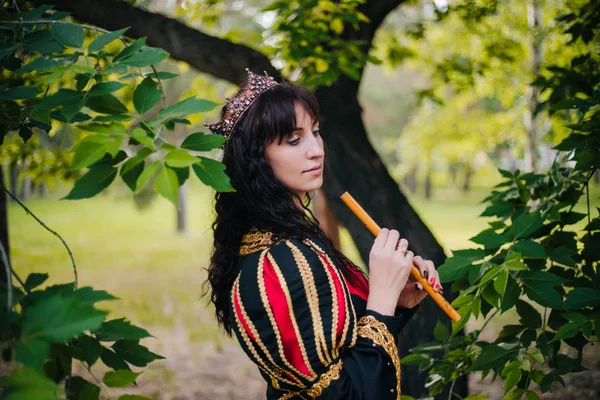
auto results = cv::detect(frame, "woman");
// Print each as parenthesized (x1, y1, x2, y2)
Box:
(205, 69, 442, 399)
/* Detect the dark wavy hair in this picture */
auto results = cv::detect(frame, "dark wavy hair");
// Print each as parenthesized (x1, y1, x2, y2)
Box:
(205, 82, 368, 335)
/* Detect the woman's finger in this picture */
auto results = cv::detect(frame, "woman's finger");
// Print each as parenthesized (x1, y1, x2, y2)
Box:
(396, 238, 408, 253)
(413, 256, 428, 278)
(384, 229, 400, 254)
(373, 228, 389, 252)
(425, 259, 441, 292)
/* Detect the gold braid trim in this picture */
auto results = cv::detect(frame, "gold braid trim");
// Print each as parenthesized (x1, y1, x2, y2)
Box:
(240, 231, 280, 255)
(279, 359, 344, 400)
(357, 315, 401, 398)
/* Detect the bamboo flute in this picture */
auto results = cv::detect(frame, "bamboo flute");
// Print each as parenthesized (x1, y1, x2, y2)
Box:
(340, 192, 461, 323)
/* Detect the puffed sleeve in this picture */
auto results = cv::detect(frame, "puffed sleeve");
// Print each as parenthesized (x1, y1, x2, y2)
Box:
(230, 238, 412, 399)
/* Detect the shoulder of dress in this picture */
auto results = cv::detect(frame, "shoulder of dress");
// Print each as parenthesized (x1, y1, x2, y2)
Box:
(239, 231, 322, 256)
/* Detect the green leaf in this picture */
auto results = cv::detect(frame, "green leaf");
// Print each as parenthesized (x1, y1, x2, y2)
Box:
(516, 300, 542, 328)
(524, 281, 563, 309)
(504, 367, 522, 394)
(89, 27, 130, 53)
(87, 93, 129, 114)
(70, 135, 112, 171)
(513, 212, 544, 239)
(433, 319, 449, 342)
(451, 294, 473, 309)
(155, 166, 180, 207)
(120, 161, 144, 192)
(505, 389, 525, 400)
(63, 164, 118, 200)
(131, 127, 156, 149)
(37, 89, 83, 111)
(144, 71, 179, 80)
(89, 81, 127, 96)
(494, 270, 509, 298)
(540, 370, 565, 393)
(451, 307, 471, 337)
(400, 354, 428, 365)
(181, 132, 228, 151)
(100, 348, 130, 371)
(94, 318, 152, 342)
(551, 319, 593, 342)
(69, 334, 104, 366)
(103, 370, 141, 388)
(563, 288, 600, 309)
(521, 271, 566, 287)
(525, 390, 541, 400)
(470, 229, 511, 249)
(15, 58, 62, 74)
(504, 258, 528, 271)
(24, 273, 49, 291)
(68, 376, 101, 400)
(1, 367, 63, 400)
(120, 47, 169, 67)
(15, 339, 49, 371)
(73, 287, 118, 304)
(471, 345, 519, 371)
(165, 149, 201, 168)
(119, 395, 153, 400)
(135, 161, 161, 191)
(512, 240, 547, 259)
(133, 77, 161, 114)
(21, 295, 106, 342)
(0, 86, 41, 100)
(113, 37, 147, 62)
(192, 157, 235, 192)
(51, 23, 84, 48)
(111, 340, 165, 367)
(501, 276, 521, 313)
(479, 264, 502, 286)
(157, 97, 218, 120)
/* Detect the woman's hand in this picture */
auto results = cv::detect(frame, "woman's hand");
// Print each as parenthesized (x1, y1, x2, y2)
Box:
(396, 256, 442, 309)
(366, 229, 414, 316)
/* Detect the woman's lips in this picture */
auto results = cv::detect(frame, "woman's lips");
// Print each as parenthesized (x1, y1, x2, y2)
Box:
(304, 166, 322, 174)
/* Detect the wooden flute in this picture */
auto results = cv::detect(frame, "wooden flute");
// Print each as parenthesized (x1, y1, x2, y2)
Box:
(340, 192, 461, 323)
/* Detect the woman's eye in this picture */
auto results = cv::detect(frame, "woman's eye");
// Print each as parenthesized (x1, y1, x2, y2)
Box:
(287, 138, 300, 145)
(313, 129, 321, 136)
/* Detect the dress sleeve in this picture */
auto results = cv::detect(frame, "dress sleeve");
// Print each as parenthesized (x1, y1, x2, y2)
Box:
(230, 238, 412, 399)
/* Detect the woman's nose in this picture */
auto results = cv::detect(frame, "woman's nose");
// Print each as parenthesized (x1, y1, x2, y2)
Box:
(307, 136, 324, 159)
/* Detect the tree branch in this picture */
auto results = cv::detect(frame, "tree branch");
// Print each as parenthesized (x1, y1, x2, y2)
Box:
(46, 0, 279, 85)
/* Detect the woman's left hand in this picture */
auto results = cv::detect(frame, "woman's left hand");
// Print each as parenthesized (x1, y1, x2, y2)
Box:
(396, 256, 441, 309)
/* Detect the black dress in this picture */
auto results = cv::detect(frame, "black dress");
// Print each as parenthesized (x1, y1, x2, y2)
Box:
(229, 231, 416, 399)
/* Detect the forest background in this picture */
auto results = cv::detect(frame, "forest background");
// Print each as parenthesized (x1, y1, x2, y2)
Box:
(2, 0, 599, 399)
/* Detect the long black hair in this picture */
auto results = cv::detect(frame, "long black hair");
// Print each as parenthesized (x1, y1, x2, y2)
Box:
(206, 82, 367, 335)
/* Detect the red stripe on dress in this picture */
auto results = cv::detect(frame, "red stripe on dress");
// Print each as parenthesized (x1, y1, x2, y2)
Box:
(263, 256, 311, 377)
(319, 254, 346, 344)
(345, 265, 369, 301)
(233, 283, 256, 342)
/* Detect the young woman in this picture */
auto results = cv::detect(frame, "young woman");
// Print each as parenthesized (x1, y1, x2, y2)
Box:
(205, 69, 442, 399)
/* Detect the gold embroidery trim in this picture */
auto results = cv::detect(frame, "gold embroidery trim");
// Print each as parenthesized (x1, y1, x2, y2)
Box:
(279, 359, 344, 400)
(286, 241, 331, 366)
(240, 231, 279, 255)
(357, 315, 401, 397)
(232, 268, 304, 388)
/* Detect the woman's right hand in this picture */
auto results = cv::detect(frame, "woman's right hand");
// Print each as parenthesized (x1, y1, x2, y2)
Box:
(366, 228, 414, 316)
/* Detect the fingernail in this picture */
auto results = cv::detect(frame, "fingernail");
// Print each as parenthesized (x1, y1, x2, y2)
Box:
(429, 277, 435, 285)
(423, 270, 429, 278)
(417, 283, 423, 290)
(435, 284, 440, 291)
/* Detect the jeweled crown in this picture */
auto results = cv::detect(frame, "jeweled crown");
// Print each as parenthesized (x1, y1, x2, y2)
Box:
(204, 68, 279, 138)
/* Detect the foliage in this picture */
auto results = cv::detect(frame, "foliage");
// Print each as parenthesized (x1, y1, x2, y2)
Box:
(0, 3, 236, 398)
(404, 3, 600, 398)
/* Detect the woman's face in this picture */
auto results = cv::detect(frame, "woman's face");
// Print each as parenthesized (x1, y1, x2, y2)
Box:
(265, 102, 324, 199)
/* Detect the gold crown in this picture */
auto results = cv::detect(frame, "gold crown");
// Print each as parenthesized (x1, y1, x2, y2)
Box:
(204, 68, 279, 138)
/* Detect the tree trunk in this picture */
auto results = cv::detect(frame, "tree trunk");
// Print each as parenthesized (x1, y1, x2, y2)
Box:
(0, 165, 10, 302)
(46, 0, 468, 396)
(177, 184, 187, 233)
(404, 167, 417, 194)
(9, 163, 18, 199)
(424, 164, 433, 200)
(38, 182, 46, 198)
(524, 0, 543, 172)
(462, 165, 473, 192)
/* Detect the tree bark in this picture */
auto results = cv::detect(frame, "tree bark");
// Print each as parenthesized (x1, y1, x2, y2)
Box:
(46, 0, 468, 396)
(0, 165, 10, 300)
(524, 0, 543, 172)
